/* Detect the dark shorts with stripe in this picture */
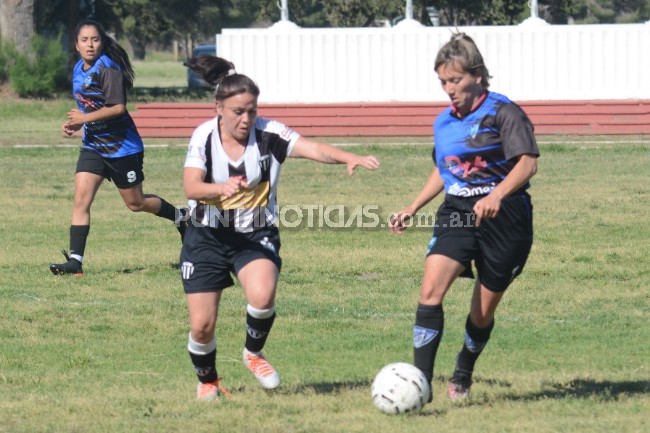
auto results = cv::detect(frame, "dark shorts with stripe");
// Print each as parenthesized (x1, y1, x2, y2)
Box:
(426, 193, 534, 292)
(180, 224, 282, 293)
(76, 149, 145, 188)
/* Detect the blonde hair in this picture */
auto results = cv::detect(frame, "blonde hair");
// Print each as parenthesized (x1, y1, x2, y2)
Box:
(434, 32, 491, 89)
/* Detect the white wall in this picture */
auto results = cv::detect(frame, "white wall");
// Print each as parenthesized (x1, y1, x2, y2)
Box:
(216, 23, 650, 104)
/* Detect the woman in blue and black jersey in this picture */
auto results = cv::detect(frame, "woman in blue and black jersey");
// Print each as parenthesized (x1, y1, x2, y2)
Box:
(180, 56, 380, 400)
(49, 20, 186, 276)
(390, 32, 539, 404)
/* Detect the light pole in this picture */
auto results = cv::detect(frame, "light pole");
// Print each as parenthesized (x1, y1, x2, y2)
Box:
(280, 0, 289, 21)
(530, 0, 539, 18)
(270, 0, 299, 29)
(405, 0, 414, 20)
(395, 0, 423, 27)
(520, 0, 548, 26)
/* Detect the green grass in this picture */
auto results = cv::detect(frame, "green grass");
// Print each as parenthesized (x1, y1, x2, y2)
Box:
(0, 142, 648, 433)
(133, 59, 187, 88)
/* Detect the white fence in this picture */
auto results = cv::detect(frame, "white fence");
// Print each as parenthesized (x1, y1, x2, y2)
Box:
(216, 22, 650, 104)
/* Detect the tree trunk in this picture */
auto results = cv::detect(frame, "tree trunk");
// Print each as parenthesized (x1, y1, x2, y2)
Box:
(130, 37, 146, 60)
(0, 0, 35, 53)
(67, 0, 80, 55)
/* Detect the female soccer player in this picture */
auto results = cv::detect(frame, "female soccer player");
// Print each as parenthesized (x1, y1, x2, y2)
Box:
(390, 32, 539, 403)
(181, 56, 380, 400)
(49, 19, 186, 276)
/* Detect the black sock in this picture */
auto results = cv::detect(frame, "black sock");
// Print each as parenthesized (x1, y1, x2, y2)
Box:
(413, 304, 444, 384)
(189, 349, 218, 384)
(155, 198, 178, 222)
(245, 312, 276, 353)
(456, 315, 494, 375)
(69, 225, 90, 258)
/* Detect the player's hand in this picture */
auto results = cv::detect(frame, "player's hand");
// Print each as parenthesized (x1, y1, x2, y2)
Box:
(346, 155, 380, 176)
(62, 121, 81, 137)
(66, 109, 87, 127)
(473, 193, 501, 227)
(389, 208, 414, 234)
(219, 176, 248, 198)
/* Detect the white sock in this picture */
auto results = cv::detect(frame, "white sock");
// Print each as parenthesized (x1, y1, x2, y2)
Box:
(187, 332, 216, 355)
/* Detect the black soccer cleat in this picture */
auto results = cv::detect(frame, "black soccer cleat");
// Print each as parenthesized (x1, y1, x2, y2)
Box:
(49, 250, 83, 276)
(448, 369, 473, 402)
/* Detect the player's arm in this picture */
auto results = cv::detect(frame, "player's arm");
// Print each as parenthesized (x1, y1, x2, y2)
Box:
(65, 104, 126, 129)
(65, 66, 129, 128)
(473, 154, 537, 227)
(183, 167, 248, 200)
(290, 136, 380, 175)
(390, 168, 444, 234)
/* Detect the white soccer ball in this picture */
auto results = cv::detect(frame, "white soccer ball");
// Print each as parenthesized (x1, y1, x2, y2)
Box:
(371, 362, 430, 414)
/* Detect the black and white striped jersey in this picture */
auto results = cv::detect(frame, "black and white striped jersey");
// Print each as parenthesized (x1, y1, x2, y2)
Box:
(184, 116, 300, 232)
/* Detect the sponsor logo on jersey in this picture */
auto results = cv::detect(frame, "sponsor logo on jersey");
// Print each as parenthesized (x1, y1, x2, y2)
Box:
(448, 182, 495, 197)
(443, 155, 487, 178)
(413, 326, 439, 348)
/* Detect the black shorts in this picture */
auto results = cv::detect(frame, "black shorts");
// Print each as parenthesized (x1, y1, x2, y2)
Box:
(76, 149, 145, 189)
(426, 193, 533, 292)
(180, 224, 282, 293)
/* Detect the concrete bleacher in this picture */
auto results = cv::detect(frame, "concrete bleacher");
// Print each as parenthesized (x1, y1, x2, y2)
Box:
(131, 100, 650, 138)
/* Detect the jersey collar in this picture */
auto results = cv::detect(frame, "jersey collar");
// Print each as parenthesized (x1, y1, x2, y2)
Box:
(451, 91, 488, 118)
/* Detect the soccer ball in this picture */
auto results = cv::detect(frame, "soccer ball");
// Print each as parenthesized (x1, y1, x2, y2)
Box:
(371, 362, 430, 414)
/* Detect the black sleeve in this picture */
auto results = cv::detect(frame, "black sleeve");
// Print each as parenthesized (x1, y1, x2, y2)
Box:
(99, 67, 126, 106)
(495, 103, 540, 161)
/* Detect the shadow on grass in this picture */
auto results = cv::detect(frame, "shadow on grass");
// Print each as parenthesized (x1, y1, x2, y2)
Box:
(511, 378, 650, 401)
(276, 380, 372, 395)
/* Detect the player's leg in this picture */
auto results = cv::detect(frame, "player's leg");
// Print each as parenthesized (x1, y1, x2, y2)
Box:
(448, 193, 533, 401)
(50, 171, 103, 275)
(186, 291, 229, 400)
(415, 253, 466, 398)
(237, 258, 281, 389)
(181, 224, 235, 400)
(448, 280, 502, 401)
(111, 152, 187, 240)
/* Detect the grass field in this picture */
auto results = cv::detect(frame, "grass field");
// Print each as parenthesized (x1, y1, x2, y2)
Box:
(0, 139, 648, 432)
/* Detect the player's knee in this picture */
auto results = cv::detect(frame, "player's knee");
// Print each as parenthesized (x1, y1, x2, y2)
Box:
(124, 200, 145, 212)
(190, 325, 214, 342)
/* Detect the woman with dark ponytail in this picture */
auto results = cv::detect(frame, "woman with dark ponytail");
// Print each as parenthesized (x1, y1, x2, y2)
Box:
(49, 19, 187, 276)
(180, 55, 380, 400)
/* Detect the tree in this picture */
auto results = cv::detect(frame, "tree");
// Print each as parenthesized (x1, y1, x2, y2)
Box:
(0, 0, 35, 53)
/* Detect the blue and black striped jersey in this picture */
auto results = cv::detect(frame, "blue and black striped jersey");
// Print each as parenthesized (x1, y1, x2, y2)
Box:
(72, 54, 143, 157)
(433, 91, 539, 197)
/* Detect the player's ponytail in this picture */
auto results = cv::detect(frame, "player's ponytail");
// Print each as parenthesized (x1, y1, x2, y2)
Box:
(73, 19, 135, 89)
(185, 55, 260, 102)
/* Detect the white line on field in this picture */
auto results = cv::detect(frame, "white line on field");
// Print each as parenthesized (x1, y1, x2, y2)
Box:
(11, 140, 650, 149)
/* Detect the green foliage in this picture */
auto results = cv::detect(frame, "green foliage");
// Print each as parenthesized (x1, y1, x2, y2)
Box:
(540, 0, 650, 23)
(9, 35, 67, 98)
(0, 38, 17, 84)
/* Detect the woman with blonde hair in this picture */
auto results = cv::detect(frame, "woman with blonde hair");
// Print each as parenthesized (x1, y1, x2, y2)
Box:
(390, 32, 539, 403)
